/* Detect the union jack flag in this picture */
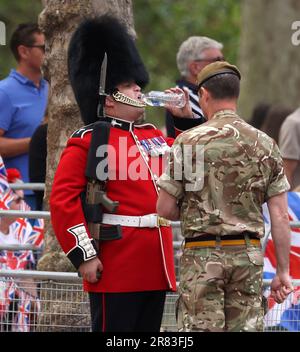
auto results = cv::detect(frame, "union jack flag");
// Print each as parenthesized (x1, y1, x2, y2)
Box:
(29, 218, 44, 249)
(0, 158, 44, 331)
(0, 158, 14, 209)
(0, 191, 14, 211)
(0, 217, 44, 271)
(0, 280, 17, 328)
(263, 192, 300, 331)
(0, 216, 43, 331)
(0, 164, 44, 271)
(13, 290, 38, 332)
(0, 157, 9, 194)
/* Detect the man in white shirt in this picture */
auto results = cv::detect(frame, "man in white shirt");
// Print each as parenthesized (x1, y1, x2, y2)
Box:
(279, 107, 300, 190)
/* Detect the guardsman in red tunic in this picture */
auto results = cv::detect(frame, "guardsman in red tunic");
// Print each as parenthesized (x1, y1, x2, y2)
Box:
(50, 15, 178, 332)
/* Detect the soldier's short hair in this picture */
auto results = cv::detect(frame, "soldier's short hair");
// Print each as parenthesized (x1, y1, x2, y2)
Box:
(202, 74, 240, 100)
(176, 36, 223, 78)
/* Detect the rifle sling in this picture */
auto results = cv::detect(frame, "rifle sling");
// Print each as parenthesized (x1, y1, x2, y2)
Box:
(85, 120, 111, 180)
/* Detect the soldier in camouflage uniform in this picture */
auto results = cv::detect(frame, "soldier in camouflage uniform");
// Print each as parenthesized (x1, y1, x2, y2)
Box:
(157, 61, 294, 332)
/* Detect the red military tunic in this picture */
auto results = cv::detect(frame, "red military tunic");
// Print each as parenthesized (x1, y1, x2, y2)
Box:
(50, 116, 176, 293)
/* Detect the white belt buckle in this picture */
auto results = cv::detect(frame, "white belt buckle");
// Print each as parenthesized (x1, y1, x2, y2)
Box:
(150, 214, 159, 228)
(139, 214, 158, 228)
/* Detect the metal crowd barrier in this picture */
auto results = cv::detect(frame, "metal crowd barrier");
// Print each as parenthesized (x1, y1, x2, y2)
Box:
(0, 270, 300, 332)
(0, 244, 40, 251)
(1, 188, 300, 332)
(0, 270, 89, 332)
(0, 210, 50, 219)
(9, 183, 45, 191)
(0, 270, 174, 332)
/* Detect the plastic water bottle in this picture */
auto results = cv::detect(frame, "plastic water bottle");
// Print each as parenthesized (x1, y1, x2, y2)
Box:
(141, 91, 186, 108)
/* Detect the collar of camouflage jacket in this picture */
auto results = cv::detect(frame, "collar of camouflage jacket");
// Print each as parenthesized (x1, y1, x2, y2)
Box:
(211, 109, 238, 120)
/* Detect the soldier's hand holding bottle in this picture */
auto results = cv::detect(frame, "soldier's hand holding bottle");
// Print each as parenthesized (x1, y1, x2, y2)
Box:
(164, 87, 193, 119)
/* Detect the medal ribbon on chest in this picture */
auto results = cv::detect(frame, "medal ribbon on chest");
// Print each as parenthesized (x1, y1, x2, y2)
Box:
(140, 137, 170, 157)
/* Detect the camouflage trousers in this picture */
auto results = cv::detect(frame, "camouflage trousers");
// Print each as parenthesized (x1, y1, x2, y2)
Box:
(177, 244, 264, 332)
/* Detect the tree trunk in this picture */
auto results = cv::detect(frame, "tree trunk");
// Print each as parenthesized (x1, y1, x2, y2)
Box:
(37, 0, 134, 273)
(238, 0, 300, 120)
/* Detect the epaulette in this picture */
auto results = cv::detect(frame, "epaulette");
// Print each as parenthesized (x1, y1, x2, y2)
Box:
(70, 123, 95, 139)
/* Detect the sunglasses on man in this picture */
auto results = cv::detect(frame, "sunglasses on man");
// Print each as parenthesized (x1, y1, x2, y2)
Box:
(25, 44, 46, 52)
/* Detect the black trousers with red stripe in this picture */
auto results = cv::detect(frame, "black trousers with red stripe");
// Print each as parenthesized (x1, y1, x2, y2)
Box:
(88, 290, 166, 332)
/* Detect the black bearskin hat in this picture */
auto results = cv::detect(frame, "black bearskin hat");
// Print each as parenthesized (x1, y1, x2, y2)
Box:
(68, 15, 149, 125)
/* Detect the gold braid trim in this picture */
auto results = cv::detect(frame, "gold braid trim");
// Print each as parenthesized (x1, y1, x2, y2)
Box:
(112, 91, 146, 108)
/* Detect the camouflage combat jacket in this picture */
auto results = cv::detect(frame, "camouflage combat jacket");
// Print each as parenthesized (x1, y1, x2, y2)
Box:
(158, 109, 290, 238)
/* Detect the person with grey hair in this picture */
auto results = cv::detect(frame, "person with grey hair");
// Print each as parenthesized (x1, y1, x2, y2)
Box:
(166, 36, 224, 137)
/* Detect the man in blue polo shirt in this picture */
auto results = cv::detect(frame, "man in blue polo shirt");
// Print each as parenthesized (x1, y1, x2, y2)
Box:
(0, 23, 48, 209)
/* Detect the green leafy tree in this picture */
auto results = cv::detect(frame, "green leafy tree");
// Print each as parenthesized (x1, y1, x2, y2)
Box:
(134, 0, 241, 126)
(0, 0, 241, 127)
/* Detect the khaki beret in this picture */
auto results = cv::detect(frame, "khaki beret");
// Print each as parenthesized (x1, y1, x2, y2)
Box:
(197, 61, 241, 89)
